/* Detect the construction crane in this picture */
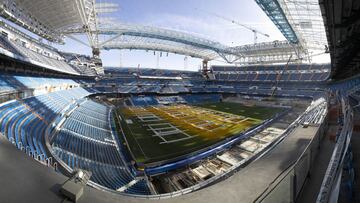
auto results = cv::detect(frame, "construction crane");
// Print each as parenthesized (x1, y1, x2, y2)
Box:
(196, 8, 270, 44)
(271, 54, 293, 97)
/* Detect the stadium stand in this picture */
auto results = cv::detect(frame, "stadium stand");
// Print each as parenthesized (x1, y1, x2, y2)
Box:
(96, 67, 326, 98)
(0, 21, 98, 76)
(50, 99, 151, 194)
(130, 96, 159, 106)
(59, 52, 98, 76)
(0, 73, 83, 103)
(212, 64, 331, 82)
(0, 0, 357, 201)
(105, 67, 203, 79)
(0, 88, 91, 160)
(0, 41, 353, 202)
(0, 37, 78, 75)
(129, 94, 222, 106)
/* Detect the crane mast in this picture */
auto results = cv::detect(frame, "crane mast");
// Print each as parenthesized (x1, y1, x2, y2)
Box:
(197, 8, 270, 44)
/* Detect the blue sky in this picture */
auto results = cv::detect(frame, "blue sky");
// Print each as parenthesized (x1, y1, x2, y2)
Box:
(54, 0, 286, 71)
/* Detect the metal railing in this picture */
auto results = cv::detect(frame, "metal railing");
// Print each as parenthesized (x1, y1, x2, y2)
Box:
(317, 97, 353, 202)
(87, 101, 319, 199)
(249, 98, 329, 202)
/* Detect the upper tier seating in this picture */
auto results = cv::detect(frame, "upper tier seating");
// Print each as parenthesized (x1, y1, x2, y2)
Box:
(0, 73, 84, 104)
(94, 78, 324, 98)
(105, 67, 203, 79)
(0, 36, 79, 75)
(212, 64, 331, 82)
(0, 74, 81, 93)
(59, 52, 98, 76)
(0, 71, 333, 196)
(0, 36, 22, 56)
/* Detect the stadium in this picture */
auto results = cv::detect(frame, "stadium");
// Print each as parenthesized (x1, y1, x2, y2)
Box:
(0, 0, 358, 202)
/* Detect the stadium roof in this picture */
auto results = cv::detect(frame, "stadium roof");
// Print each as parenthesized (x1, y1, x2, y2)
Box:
(256, 0, 328, 52)
(0, 0, 114, 44)
(96, 22, 306, 64)
(320, 0, 360, 80)
(278, 0, 328, 50)
(0, 0, 324, 65)
(255, 0, 298, 44)
(97, 22, 241, 62)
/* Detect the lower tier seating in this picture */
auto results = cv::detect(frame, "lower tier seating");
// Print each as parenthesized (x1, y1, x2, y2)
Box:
(51, 100, 151, 195)
(0, 88, 91, 160)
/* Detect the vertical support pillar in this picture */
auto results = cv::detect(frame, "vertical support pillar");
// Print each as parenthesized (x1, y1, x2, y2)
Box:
(202, 60, 208, 74)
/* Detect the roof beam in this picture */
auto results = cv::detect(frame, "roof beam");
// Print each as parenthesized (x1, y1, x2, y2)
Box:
(254, 0, 299, 43)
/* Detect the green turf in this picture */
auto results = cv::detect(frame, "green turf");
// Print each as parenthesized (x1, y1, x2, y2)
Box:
(117, 102, 284, 164)
(195, 102, 284, 120)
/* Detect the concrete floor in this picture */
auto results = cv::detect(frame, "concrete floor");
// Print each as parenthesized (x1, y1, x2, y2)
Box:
(0, 124, 321, 203)
(0, 136, 68, 203)
(296, 129, 335, 203)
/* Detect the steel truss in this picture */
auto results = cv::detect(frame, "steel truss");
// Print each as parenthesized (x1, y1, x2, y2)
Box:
(0, 0, 323, 65)
(95, 23, 308, 64)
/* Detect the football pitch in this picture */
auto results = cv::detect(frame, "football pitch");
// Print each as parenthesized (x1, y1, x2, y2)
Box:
(116, 102, 283, 164)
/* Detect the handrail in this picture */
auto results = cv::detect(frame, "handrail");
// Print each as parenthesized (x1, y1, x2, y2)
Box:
(87, 105, 307, 198)
(253, 98, 327, 201)
(46, 102, 293, 198)
(316, 97, 353, 202)
(38, 91, 328, 198)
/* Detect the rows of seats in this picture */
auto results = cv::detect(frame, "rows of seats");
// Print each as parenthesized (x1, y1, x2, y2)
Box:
(0, 88, 91, 160)
(0, 82, 152, 195)
(71, 111, 108, 130)
(0, 36, 23, 56)
(300, 98, 328, 124)
(8, 40, 78, 75)
(59, 52, 98, 76)
(93, 82, 324, 98)
(145, 86, 162, 93)
(0, 35, 80, 75)
(13, 76, 79, 90)
(131, 96, 159, 106)
(0, 74, 80, 94)
(182, 94, 221, 104)
(60, 100, 112, 141)
(72, 105, 108, 123)
(190, 86, 206, 93)
(212, 64, 330, 82)
(212, 64, 331, 71)
(0, 101, 39, 152)
(235, 87, 322, 98)
(105, 67, 203, 79)
(52, 147, 134, 190)
(104, 67, 330, 84)
(97, 70, 327, 96)
(125, 180, 152, 195)
(62, 119, 112, 141)
(156, 96, 186, 104)
(102, 78, 194, 87)
(0, 76, 18, 93)
(52, 130, 122, 165)
(167, 86, 189, 93)
(51, 100, 151, 194)
(214, 71, 329, 82)
(131, 94, 222, 106)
